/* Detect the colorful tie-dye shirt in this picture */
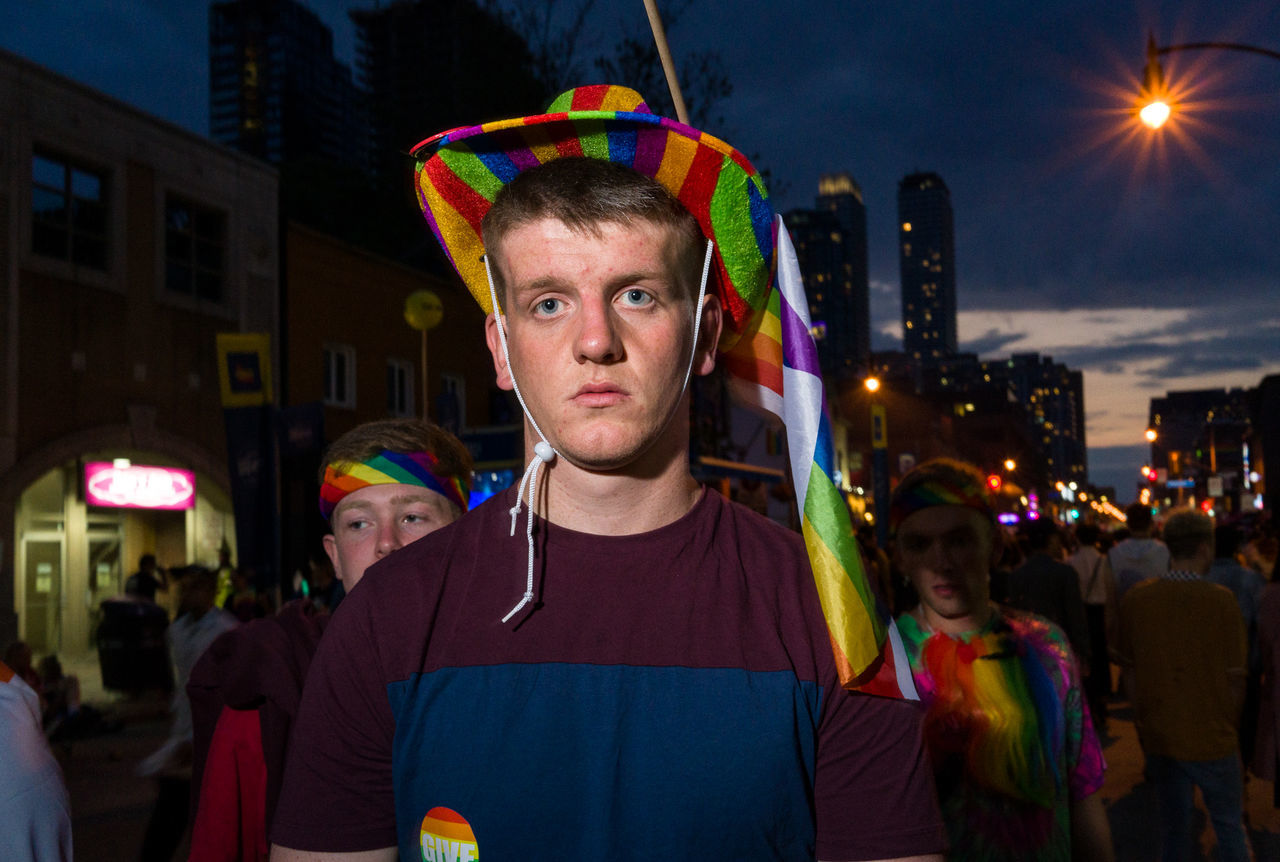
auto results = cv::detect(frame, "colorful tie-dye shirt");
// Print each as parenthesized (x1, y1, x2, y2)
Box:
(898, 607, 1105, 861)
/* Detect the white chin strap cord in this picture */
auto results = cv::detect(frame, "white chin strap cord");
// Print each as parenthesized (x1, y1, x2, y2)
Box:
(484, 239, 714, 623)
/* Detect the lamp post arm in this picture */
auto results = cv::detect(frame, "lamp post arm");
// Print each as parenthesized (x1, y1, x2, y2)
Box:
(1154, 41, 1280, 64)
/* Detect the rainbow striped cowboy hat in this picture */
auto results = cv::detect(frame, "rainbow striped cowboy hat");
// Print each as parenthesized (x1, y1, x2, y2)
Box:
(409, 84, 775, 350)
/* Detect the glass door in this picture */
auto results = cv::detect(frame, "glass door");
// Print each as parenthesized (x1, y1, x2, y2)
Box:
(21, 536, 64, 655)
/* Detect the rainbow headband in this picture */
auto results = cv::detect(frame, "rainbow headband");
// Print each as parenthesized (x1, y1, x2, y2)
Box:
(319, 450, 469, 521)
(889, 461, 995, 534)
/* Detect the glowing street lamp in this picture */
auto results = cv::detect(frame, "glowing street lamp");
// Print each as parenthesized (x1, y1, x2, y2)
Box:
(1144, 428, 1158, 443)
(1003, 458, 1017, 472)
(1137, 31, 1280, 131)
(864, 376, 881, 393)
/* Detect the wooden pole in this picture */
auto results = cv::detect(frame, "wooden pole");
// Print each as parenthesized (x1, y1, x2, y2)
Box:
(641, 0, 690, 124)
(427, 326, 437, 420)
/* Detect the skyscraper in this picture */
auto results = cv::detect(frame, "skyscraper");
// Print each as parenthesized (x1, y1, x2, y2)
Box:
(210, 0, 361, 169)
(351, 0, 548, 196)
(785, 173, 870, 378)
(897, 171, 957, 360)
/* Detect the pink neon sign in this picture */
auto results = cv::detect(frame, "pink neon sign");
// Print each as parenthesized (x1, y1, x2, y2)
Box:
(84, 462, 196, 510)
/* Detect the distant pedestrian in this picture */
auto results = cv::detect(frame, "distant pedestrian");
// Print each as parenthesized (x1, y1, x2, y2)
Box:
(1068, 523, 1118, 731)
(1209, 523, 1267, 768)
(125, 553, 170, 603)
(138, 568, 238, 862)
(1118, 509, 1250, 862)
(1006, 518, 1091, 668)
(1109, 503, 1169, 601)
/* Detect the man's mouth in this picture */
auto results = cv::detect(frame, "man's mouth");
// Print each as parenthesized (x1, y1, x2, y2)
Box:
(573, 382, 627, 407)
(931, 582, 962, 599)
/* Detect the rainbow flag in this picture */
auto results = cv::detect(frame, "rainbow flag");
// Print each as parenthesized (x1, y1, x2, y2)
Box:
(727, 216, 917, 699)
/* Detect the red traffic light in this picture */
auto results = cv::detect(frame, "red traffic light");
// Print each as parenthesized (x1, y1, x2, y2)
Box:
(1200, 498, 1213, 513)
(986, 474, 1002, 492)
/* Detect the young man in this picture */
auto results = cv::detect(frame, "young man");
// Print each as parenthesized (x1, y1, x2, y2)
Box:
(271, 87, 944, 861)
(890, 459, 1113, 861)
(1117, 509, 1250, 862)
(187, 418, 472, 862)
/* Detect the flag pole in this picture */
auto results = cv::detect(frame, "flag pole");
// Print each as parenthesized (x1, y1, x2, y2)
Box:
(641, 0, 690, 124)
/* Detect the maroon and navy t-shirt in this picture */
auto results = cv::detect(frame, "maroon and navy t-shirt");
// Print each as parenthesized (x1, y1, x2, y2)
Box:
(272, 487, 943, 860)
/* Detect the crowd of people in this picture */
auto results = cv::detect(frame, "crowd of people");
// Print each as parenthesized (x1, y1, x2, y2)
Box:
(4, 81, 1280, 862)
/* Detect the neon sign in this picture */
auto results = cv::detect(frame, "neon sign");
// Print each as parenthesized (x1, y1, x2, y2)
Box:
(85, 462, 196, 510)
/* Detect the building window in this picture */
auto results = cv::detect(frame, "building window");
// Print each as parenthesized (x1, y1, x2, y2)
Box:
(387, 358, 415, 417)
(165, 195, 226, 302)
(437, 373, 466, 434)
(323, 344, 356, 408)
(31, 149, 108, 269)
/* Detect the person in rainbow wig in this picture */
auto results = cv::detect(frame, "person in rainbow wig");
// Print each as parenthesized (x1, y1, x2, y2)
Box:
(890, 458, 1113, 861)
(186, 418, 471, 862)
(271, 85, 945, 862)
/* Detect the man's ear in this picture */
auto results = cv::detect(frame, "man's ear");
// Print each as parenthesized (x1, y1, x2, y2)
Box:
(484, 312, 515, 391)
(322, 534, 344, 582)
(693, 294, 723, 377)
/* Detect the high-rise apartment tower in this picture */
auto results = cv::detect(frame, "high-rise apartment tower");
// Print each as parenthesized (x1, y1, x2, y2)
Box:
(897, 171, 957, 360)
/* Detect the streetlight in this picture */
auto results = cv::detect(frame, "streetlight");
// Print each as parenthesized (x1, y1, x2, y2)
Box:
(1137, 31, 1280, 130)
(1144, 428, 1158, 443)
(864, 376, 889, 547)
(1003, 458, 1017, 472)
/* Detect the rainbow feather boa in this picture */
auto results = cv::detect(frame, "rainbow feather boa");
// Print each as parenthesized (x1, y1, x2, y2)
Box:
(903, 611, 1067, 808)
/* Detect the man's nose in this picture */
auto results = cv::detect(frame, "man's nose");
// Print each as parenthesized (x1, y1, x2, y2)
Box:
(574, 296, 622, 364)
(924, 539, 950, 571)
(375, 520, 401, 557)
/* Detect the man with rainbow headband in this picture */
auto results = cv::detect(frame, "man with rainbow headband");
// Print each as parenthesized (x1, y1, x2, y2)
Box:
(890, 458, 1112, 861)
(271, 85, 945, 861)
(187, 418, 471, 861)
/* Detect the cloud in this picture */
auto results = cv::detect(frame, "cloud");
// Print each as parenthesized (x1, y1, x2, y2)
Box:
(963, 329, 1030, 357)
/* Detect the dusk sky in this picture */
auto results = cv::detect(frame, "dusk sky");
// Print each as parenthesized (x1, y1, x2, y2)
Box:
(5, 0, 1278, 501)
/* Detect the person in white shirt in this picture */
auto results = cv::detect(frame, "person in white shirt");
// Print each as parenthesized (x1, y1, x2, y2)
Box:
(1109, 502, 1170, 601)
(0, 656, 72, 861)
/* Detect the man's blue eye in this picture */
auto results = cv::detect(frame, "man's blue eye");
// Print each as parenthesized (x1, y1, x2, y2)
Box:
(537, 298, 560, 314)
(621, 289, 651, 306)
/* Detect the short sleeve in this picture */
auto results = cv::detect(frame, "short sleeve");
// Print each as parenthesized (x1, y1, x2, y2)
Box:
(270, 591, 397, 852)
(814, 691, 947, 861)
(1056, 627, 1105, 801)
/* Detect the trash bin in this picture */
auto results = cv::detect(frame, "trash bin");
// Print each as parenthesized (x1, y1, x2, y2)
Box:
(96, 599, 172, 692)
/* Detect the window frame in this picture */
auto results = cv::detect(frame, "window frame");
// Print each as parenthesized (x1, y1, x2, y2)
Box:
(24, 144, 119, 289)
(386, 357, 415, 418)
(323, 343, 357, 409)
(163, 193, 229, 305)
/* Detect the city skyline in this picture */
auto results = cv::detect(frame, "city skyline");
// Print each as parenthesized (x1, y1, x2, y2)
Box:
(3, 0, 1278, 500)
